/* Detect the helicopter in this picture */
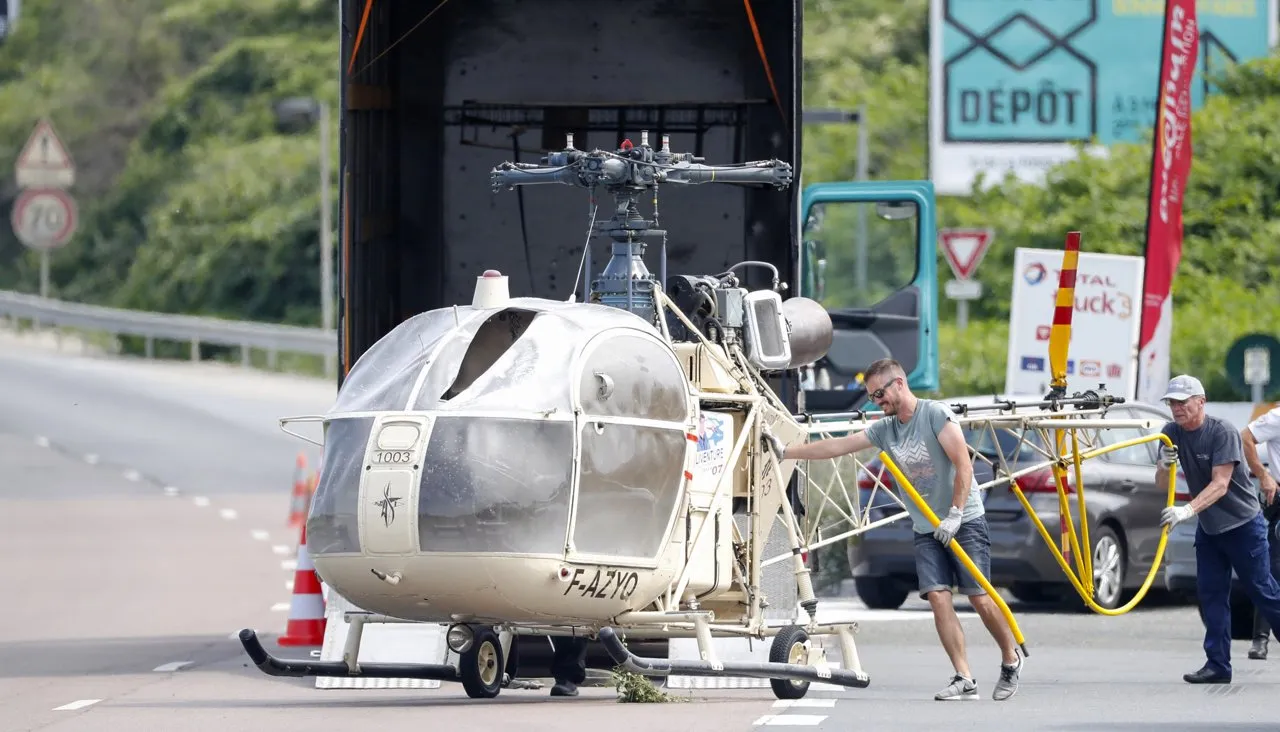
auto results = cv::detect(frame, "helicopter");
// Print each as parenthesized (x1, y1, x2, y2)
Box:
(237, 133, 1181, 700)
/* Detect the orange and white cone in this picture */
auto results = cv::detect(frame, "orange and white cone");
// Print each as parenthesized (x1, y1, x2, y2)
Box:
(288, 453, 310, 528)
(278, 524, 327, 646)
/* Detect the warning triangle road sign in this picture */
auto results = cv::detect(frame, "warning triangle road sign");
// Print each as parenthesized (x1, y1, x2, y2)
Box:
(15, 119, 76, 189)
(939, 228, 993, 280)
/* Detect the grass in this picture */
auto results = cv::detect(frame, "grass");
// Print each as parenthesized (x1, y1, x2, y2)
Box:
(609, 665, 690, 703)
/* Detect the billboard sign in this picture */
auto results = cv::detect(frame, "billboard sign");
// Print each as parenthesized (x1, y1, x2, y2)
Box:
(929, 0, 1278, 195)
(1005, 248, 1145, 400)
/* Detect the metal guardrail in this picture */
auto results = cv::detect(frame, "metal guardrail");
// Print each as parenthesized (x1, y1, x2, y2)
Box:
(0, 289, 336, 371)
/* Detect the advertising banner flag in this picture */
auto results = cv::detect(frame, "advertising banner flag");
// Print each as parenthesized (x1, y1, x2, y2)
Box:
(1137, 0, 1199, 404)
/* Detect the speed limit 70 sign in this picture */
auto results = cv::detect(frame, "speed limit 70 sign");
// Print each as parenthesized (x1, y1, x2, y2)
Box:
(11, 187, 78, 251)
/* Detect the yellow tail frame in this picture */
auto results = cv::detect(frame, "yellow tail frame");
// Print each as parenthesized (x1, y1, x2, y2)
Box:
(877, 429, 1179, 652)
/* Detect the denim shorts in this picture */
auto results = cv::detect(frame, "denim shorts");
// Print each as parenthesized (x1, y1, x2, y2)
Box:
(913, 515, 992, 600)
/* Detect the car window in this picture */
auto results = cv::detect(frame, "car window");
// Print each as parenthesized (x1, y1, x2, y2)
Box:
(964, 426, 1046, 464)
(1095, 408, 1159, 466)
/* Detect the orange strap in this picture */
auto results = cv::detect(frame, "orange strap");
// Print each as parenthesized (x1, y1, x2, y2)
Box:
(347, 0, 376, 75)
(743, 0, 789, 130)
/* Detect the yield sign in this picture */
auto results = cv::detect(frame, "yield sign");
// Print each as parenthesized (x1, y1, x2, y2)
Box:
(939, 228, 993, 280)
(15, 119, 76, 189)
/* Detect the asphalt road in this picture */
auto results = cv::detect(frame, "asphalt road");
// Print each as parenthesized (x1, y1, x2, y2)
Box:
(0, 329, 333, 497)
(2, 329, 1277, 731)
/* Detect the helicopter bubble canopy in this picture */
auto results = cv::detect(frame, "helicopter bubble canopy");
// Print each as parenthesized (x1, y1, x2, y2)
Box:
(307, 293, 695, 575)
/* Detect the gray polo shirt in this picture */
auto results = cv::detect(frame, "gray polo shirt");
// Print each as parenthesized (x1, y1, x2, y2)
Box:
(1161, 416, 1259, 535)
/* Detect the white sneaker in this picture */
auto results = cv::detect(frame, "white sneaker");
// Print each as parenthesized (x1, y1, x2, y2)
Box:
(993, 655, 1023, 701)
(934, 674, 979, 701)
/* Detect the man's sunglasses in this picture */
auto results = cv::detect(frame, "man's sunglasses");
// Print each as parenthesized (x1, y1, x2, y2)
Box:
(868, 376, 901, 400)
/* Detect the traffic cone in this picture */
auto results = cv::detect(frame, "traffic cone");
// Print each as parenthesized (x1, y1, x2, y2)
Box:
(278, 523, 327, 646)
(287, 452, 310, 528)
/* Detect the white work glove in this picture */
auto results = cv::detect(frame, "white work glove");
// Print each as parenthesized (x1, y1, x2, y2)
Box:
(762, 430, 786, 461)
(1157, 444, 1179, 469)
(934, 506, 963, 545)
(1160, 504, 1195, 528)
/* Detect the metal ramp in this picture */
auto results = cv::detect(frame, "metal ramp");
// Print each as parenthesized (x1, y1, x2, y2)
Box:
(667, 513, 803, 689)
(314, 587, 450, 689)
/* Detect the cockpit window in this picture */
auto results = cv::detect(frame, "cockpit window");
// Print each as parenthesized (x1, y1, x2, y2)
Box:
(442, 309, 535, 399)
(418, 416, 574, 554)
(577, 333, 690, 422)
(308, 416, 373, 555)
(573, 422, 685, 558)
(334, 310, 471, 413)
(419, 310, 580, 413)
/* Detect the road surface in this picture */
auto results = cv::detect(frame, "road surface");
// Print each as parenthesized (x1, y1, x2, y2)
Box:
(1, 329, 1277, 731)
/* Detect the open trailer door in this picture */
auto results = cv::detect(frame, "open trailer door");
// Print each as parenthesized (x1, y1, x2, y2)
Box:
(337, 0, 802, 384)
(798, 181, 940, 413)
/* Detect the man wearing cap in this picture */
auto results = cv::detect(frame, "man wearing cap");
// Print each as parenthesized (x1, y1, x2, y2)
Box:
(1241, 404, 1280, 659)
(1156, 375, 1280, 683)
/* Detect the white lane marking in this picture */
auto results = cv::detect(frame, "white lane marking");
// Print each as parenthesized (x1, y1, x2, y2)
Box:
(53, 699, 101, 711)
(34, 435, 49, 448)
(163, 486, 179, 496)
(219, 508, 238, 520)
(153, 661, 191, 672)
(251, 530, 270, 541)
(271, 602, 291, 612)
(84, 453, 99, 464)
(193, 496, 210, 508)
(772, 699, 837, 708)
(806, 601, 934, 623)
(123, 469, 141, 481)
(281, 559, 297, 570)
(753, 715, 827, 726)
(286, 579, 294, 591)
(272, 544, 292, 555)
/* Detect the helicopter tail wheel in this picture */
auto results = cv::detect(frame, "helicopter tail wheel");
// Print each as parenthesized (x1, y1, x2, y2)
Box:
(460, 626, 505, 699)
(769, 625, 811, 700)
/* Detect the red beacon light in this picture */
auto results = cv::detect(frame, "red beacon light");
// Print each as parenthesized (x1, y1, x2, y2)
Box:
(472, 268, 510, 307)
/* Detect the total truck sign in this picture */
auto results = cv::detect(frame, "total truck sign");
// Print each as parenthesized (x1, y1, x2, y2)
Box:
(1005, 247, 1145, 399)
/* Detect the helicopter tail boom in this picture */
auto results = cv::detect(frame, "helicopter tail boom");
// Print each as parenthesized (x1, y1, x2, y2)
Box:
(596, 627, 871, 690)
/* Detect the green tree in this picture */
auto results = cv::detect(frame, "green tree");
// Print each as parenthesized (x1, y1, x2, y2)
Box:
(802, 0, 1280, 401)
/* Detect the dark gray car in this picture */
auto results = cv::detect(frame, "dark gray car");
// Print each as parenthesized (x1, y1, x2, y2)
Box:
(847, 396, 1184, 610)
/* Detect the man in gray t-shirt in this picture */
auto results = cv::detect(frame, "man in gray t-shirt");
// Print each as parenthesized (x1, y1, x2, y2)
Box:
(863, 398, 985, 534)
(1155, 375, 1280, 684)
(773, 358, 1022, 702)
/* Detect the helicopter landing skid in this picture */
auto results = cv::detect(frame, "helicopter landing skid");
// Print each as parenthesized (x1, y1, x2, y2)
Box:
(596, 627, 871, 693)
(238, 628, 459, 682)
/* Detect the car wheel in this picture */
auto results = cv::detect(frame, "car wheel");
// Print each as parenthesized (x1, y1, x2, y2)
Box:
(1091, 526, 1126, 610)
(854, 576, 908, 609)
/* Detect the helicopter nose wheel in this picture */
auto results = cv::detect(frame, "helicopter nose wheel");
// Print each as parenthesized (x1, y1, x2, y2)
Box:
(460, 626, 505, 699)
(769, 625, 811, 700)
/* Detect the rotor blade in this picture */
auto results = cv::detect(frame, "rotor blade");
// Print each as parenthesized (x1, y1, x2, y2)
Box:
(1049, 231, 1081, 390)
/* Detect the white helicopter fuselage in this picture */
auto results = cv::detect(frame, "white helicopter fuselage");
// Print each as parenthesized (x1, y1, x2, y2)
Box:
(303, 290, 776, 627)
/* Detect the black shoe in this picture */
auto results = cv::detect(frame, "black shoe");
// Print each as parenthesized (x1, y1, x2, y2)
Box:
(550, 681, 579, 697)
(1249, 637, 1268, 660)
(1183, 667, 1231, 684)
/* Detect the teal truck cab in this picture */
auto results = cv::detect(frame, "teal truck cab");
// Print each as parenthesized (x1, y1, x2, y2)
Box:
(799, 180, 939, 413)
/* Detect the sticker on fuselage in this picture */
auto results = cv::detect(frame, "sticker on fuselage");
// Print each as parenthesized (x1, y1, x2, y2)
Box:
(692, 411, 733, 477)
(562, 567, 640, 600)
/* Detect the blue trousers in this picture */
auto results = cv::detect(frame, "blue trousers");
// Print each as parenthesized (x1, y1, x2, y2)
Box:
(1197, 513, 1280, 676)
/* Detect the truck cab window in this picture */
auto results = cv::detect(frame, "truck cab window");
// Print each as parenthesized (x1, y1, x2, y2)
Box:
(803, 200, 919, 309)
